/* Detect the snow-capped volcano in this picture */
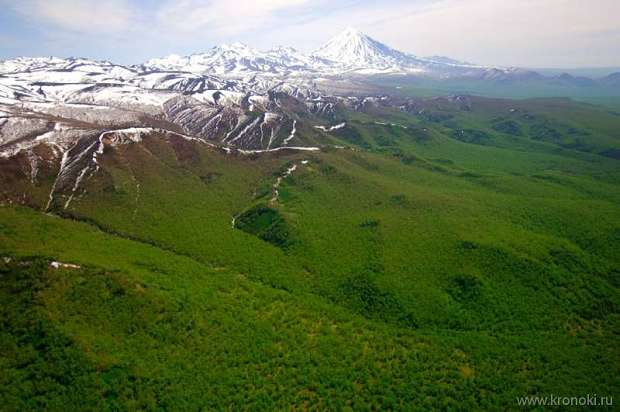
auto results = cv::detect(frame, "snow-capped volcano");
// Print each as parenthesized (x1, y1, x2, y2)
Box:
(312, 27, 414, 70)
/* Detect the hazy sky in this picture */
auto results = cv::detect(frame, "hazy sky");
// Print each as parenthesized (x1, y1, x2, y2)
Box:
(1, 0, 619, 68)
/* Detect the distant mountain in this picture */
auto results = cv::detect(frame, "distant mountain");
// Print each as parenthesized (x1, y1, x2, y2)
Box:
(144, 43, 324, 76)
(549, 73, 597, 87)
(144, 28, 525, 78)
(601, 72, 620, 87)
(311, 27, 419, 71)
(424, 56, 475, 66)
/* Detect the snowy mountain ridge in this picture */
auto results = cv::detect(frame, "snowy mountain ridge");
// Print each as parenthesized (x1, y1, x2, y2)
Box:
(1, 28, 530, 88)
(143, 27, 499, 77)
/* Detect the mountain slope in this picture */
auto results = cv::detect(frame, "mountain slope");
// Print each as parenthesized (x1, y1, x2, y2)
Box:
(1, 95, 619, 407)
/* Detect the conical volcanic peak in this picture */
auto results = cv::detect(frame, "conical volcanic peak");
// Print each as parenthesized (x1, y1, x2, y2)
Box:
(312, 27, 413, 69)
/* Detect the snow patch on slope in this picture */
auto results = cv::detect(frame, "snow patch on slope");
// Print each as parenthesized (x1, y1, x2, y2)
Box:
(314, 122, 346, 132)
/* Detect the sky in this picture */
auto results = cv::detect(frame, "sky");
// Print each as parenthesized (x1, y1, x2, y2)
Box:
(0, 0, 619, 68)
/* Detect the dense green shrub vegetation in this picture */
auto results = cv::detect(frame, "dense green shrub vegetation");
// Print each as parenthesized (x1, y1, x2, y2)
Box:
(451, 129, 492, 145)
(1, 96, 619, 408)
(492, 119, 523, 136)
(235, 205, 292, 249)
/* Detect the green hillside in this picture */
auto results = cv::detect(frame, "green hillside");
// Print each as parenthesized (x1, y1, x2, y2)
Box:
(1, 96, 619, 409)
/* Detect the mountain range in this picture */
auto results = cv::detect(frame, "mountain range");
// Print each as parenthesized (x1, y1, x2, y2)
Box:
(142, 27, 527, 78)
(1, 28, 618, 163)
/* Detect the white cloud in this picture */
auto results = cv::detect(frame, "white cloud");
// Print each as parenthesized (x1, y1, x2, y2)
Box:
(157, 0, 312, 36)
(7, 0, 134, 33)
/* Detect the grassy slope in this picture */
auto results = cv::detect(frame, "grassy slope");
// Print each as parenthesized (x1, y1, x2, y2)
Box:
(1, 97, 619, 409)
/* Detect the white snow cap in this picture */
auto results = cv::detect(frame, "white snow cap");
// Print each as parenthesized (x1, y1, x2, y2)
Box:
(312, 27, 410, 69)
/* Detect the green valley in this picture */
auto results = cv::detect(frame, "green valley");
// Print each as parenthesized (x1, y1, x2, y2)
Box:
(1, 95, 619, 410)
